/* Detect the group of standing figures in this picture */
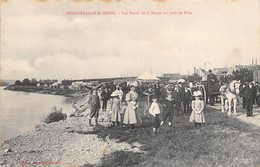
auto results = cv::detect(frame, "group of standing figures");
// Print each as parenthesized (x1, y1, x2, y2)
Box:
(73, 79, 206, 133)
(73, 81, 142, 129)
(73, 70, 260, 133)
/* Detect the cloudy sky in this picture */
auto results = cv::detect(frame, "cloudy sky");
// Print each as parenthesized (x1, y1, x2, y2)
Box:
(1, 0, 260, 80)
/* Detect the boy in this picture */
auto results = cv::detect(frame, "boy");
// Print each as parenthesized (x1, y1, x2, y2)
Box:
(87, 89, 101, 126)
(160, 92, 175, 126)
(149, 95, 161, 133)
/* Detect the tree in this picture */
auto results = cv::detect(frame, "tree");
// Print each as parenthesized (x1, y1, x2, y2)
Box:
(23, 78, 31, 86)
(52, 79, 58, 83)
(232, 67, 253, 83)
(39, 79, 52, 86)
(31, 78, 38, 86)
(15, 80, 21, 86)
(62, 80, 73, 86)
(185, 73, 202, 82)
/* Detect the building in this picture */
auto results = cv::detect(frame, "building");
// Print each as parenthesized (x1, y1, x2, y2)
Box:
(162, 73, 186, 81)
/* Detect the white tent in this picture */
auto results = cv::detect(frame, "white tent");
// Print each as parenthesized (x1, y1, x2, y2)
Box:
(136, 72, 160, 81)
(194, 68, 206, 77)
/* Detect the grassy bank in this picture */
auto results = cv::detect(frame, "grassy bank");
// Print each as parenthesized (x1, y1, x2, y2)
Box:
(83, 106, 260, 167)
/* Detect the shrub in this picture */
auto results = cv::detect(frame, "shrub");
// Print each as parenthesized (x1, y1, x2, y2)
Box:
(42, 106, 67, 124)
(99, 151, 143, 167)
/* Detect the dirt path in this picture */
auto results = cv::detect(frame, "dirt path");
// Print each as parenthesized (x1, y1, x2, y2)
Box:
(208, 104, 260, 127)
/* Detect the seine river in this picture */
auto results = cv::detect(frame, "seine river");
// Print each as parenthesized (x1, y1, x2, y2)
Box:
(0, 87, 74, 143)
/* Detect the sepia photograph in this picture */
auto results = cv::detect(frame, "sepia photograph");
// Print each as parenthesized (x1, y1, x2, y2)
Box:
(0, 0, 260, 166)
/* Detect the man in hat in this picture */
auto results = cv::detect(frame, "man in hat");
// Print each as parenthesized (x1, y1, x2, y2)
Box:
(173, 82, 183, 116)
(220, 71, 229, 86)
(240, 81, 248, 109)
(207, 69, 219, 106)
(154, 82, 161, 99)
(207, 70, 218, 83)
(183, 85, 192, 114)
(244, 79, 257, 117)
(101, 88, 109, 111)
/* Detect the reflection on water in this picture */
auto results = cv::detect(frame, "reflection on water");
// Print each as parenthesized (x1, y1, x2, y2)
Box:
(0, 87, 74, 143)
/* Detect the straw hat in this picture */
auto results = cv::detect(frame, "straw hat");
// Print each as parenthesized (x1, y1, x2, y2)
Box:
(193, 90, 202, 97)
(131, 81, 139, 87)
(177, 79, 185, 83)
(111, 91, 121, 97)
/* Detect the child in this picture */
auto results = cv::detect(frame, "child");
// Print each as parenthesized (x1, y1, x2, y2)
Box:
(160, 92, 175, 126)
(110, 91, 121, 127)
(189, 91, 205, 127)
(149, 95, 162, 133)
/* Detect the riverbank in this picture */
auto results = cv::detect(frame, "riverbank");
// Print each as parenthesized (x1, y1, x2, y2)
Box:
(0, 105, 259, 167)
(0, 111, 142, 167)
(4, 85, 87, 97)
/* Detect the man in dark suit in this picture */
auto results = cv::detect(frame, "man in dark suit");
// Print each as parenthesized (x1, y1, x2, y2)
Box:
(173, 83, 183, 116)
(101, 88, 109, 111)
(154, 82, 161, 99)
(244, 80, 257, 117)
(255, 82, 260, 107)
(207, 69, 219, 106)
(183, 85, 192, 114)
(220, 71, 228, 86)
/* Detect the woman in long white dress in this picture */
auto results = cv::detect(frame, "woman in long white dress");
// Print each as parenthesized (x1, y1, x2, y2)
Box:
(123, 81, 141, 130)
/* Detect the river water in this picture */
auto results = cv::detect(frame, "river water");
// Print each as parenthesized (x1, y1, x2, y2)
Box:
(0, 87, 74, 143)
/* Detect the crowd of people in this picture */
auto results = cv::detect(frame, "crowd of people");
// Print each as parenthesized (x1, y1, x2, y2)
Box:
(72, 79, 207, 133)
(72, 71, 260, 133)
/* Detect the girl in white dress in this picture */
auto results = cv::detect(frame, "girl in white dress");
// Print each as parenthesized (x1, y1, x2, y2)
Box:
(110, 91, 121, 127)
(189, 91, 205, 127)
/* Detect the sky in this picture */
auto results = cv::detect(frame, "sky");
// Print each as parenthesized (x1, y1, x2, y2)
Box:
(1, 0, 260, 80)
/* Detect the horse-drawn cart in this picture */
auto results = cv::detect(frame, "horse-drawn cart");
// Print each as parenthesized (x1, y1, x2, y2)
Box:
(201, 80, 220, 106)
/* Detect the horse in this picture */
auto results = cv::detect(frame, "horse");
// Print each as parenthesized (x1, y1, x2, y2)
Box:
(219, 80, 241, 116)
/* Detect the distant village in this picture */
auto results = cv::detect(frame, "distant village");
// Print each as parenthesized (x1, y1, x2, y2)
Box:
(1, 64, 260, 90)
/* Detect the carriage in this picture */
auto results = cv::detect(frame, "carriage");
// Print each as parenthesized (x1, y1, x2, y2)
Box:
(201, 80, 220, 106)
(188, 81, 207, 103)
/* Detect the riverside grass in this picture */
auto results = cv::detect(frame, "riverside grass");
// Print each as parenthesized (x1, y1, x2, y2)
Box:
(83, 102, 260, 167)
(42, 106, 67, 124)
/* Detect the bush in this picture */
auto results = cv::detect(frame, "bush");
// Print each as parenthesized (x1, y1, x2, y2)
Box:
(42, 106, 67, 124)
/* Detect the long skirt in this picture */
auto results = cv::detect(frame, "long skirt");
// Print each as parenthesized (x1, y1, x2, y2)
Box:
(123, 105, 138, 124)
(111, 105, 121, 122)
